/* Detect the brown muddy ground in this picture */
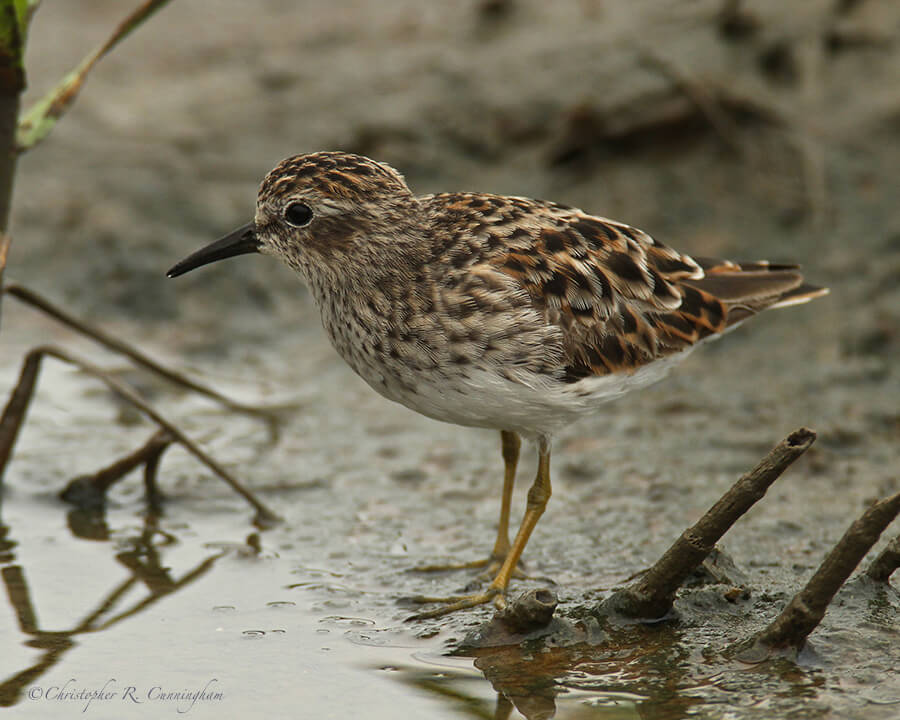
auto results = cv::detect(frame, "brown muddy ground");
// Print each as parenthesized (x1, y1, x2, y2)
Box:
(2, 1, 898, 718)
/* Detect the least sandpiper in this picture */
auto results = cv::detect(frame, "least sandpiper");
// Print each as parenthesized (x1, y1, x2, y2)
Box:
(168, 151, 828, 618)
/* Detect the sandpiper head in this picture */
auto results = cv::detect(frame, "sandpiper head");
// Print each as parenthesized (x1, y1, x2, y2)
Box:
(167, 151, 417, 279)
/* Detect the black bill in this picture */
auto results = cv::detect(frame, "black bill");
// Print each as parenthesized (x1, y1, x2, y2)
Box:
(167, 223, 260, 278)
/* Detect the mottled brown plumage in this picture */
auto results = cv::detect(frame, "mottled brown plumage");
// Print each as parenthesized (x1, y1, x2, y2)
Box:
(168, 151, 828, 618)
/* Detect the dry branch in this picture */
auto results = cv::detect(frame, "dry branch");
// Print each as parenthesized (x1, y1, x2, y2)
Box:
(0, 232, 9, 320)
(0, 344, 279, 527)
(16, 0, 174, 152)
(0, 339, 40, 477)
(603, 428, 816, 620)
(2, 283, 280, 425)
(60, 429, 173, 511)
(738, 492, 900, 659)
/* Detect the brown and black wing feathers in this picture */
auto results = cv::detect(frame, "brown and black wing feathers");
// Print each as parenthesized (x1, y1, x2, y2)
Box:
(482, 204, 827, 379)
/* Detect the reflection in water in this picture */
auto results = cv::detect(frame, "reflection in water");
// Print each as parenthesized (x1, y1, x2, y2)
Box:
(389, 623, 711, 720)
(0, 513, 223, 708)
(393, 656, 640, 720)
(387, 610, 862, 720)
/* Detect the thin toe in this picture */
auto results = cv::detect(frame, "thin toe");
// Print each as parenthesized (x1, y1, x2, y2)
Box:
(409, 555, 528, 582)
(404, 588, 504, 621)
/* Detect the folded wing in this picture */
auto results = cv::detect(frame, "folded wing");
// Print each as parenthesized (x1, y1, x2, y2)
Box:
(488, 210, 827, 380)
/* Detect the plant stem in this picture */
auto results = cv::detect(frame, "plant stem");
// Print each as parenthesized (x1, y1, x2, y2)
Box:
(0, 89, 19, 231)
(0, 0, 25, 232)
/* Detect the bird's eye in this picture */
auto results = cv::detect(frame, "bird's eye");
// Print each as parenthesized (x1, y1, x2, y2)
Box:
(283, 202, 313, 227)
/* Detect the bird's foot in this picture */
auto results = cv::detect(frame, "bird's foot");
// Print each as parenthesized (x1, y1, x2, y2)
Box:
(404, 585, 507, 621)
(410, 554, 528, 581)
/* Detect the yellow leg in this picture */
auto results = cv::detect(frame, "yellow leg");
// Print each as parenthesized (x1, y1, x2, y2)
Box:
(409, 435, 551, 620)
(412, 430, 521, 575)
(491, 430, 520, 560)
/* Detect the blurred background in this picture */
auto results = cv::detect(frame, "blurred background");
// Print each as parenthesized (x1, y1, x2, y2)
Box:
(10, 0, 899, 347)
(2, 2, 899, 718)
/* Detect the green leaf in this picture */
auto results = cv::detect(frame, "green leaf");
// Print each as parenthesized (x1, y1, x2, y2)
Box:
(16, 0, 172, 153)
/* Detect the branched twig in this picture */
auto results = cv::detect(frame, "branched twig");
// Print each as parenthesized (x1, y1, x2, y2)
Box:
(602, 428, 816, 620)
(141, 431, 169, 510)
(0, 344, 280, 527)
(60, 429, 173, 511)
(737, 492, 900, 659)
(16, 0, 173, 152)
(2, 282, 282, 428)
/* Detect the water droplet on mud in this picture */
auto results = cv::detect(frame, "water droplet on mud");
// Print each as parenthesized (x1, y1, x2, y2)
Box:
(320, 615, 376, 626)
(266, 600, 297, 608)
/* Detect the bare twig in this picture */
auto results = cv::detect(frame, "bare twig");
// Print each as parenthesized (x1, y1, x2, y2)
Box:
(0, 233, 7, 272)
(738, 492, 900, 659)
(0, 340, 40, 477)
(2, 282, 281, 427)
(60, 429, 173, 511)
(0, 232, 9, 323)
(0, 344, 280, 527)
(16, 0, 174, 152)
(142, 432, 170, 510)
(0, 0, 25, 231)
(866, 532, 900, 582)
(603, 428, 816, 620)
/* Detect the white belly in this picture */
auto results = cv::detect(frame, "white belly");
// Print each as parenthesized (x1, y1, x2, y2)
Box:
(364, 351, 692, 438)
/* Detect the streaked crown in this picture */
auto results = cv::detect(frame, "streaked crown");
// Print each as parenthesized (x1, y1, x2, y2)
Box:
(258, 151, 411, 206)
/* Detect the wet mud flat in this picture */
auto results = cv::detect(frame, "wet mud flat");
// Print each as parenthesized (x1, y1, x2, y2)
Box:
(3, 0, 899, 718)
(1, 308, 897, 719)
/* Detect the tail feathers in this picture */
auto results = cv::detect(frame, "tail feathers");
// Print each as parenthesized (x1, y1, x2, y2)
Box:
(681, 269, 828, 328)
(769, 282, 830, 309)
(692, 257, 802, 274)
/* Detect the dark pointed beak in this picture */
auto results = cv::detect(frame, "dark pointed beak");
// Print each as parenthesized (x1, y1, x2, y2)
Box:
(167, 223, 260, 278)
